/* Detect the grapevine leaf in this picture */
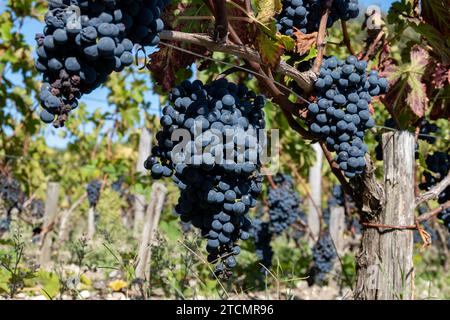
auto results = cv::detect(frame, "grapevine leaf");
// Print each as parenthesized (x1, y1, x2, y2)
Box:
(408, 22, 450, 65)
(255, 0, 282, 24)
(382, 45, 429, 118)
(429, 85, 450, 120)
(276, 34, 296, 52)
(421, 0, 450, 37)
(257, 31, 283, 68)
(405, 46, 429, 117)
(292, 30, 317, 55)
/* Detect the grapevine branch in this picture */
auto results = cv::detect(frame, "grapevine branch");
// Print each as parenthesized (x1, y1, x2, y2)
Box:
(416, 172, 450, 206)
(187, 3, 317, 142)
(159, 30, 316, 93)
(417, 201, 450, 222)
(212, 0, 228, 43)
(312, 0, 333, 73)
(341, 21, 356, 55)
(362, 30, 385, 61)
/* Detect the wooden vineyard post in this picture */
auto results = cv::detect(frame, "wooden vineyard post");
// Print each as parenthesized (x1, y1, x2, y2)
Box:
(307, 143, 323, 243)
(39, 182, 60, 267)
(355, 131, 415, 300)
(87, 206, 95, 239)
(135, 182, 167, 281)
(329, 205, 345, 254)
(59, 195, 86, 241)
(134, 127, 152, 236)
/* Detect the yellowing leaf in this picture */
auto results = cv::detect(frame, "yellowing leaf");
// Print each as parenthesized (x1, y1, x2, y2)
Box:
(109, 280, 128, 292)
(276, 34, 295, 52)
(255, 0, 282, 24)
(257, 32, 283, 68)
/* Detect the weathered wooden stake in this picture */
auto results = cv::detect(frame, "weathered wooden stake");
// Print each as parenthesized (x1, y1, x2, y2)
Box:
(59, 195, 86, 241)
(135, 182, 167, 280)
(134, 127, 152, 235)
(355, 131, 415, 300)
(307, 143, 323, 242)
(39, 182, 60, 267)
(87, 206, 96, 239)
(329, 206, 345, 254)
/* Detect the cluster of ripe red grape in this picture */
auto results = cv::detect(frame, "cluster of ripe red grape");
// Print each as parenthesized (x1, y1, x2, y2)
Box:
(87, 179, 102, 208)
(276, 0, 359, 36)
(308, 55, 388, 178)
(35, 0, 169, 126)
(145, 78, 266, 277)
(252, 174, 303, 270)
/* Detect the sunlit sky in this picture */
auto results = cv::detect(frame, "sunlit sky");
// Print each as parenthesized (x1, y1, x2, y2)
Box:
(1, 0, 396, 149)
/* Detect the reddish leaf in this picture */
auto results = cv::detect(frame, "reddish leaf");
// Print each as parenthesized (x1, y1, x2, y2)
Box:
(147, 2, 209, 90)
(292, 30, 317, 55)
(421, 0, 450, 38)
(380, 45, 429, 118)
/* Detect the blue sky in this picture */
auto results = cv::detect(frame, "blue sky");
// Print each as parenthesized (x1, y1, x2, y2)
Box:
(2, 0, 396, 148)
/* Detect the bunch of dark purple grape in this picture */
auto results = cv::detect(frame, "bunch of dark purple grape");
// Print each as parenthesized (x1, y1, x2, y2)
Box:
(308, 232, 336, 285)
(276, 0, 359, 36)
(35, 0, 169, 126)
(30, 199, 45, 219)
(267, 174, 302, 235)
(145, 78, 266, 277)
(419, 151, 450, 232)
(0, 173, 24, 235)
(307, 55, 388, 178)
(251, 174, 303, 270)
(418, 119, 439, 145)
(251, 219, 274, 271)
(87, 180, 102, 208)
(0, 173, 24, 215)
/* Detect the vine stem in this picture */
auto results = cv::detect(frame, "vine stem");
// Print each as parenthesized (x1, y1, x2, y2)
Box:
(417, 201, 450, 222)
(416, 172, 450, 206)
(362, 30, 385, 61)
(176, 16, 251, 22)
(341, 20, 356, 55)
(212, 0, 228, 42)
(312, 0, 333, 73)
(158, 30, 316, 93)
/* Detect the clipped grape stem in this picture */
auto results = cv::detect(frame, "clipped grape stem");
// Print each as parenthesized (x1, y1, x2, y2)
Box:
(312, 0, 333, 74)
(341, 21, 356, 56)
